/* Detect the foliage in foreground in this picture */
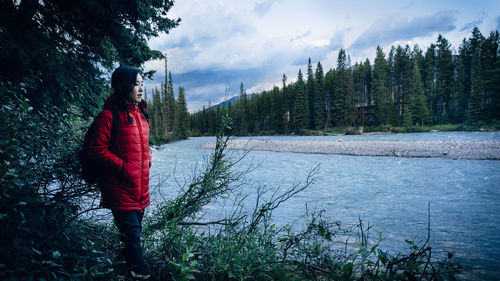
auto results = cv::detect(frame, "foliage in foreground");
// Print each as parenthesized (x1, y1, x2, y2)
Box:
(141, 114, 461, 281)
(0, 82, 121, 280)
(0, 1, 180, 277)
(0, 91, 461, 280)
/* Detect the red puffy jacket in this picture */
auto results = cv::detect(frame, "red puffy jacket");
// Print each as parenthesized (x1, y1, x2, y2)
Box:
(87, 94, 151, 211)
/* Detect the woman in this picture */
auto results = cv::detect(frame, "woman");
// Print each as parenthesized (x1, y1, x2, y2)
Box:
(88, 65, 151, 276)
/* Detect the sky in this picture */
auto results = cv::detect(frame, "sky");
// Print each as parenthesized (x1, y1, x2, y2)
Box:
(143, 0, 500, 112)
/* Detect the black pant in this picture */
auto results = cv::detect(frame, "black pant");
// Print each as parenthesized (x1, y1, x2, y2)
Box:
(112, 210, 148, 275)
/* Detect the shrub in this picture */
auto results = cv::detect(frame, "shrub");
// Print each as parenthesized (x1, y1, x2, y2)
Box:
(140, 114, 461, 281)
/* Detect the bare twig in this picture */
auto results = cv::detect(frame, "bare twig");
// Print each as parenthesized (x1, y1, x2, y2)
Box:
(36, 206, 102, 248)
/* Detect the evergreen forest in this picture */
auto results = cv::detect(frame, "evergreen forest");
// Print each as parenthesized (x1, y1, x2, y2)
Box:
(0, 0, 478, 279)
(190, 28, 500, 135)
(146, 69, 190, 144)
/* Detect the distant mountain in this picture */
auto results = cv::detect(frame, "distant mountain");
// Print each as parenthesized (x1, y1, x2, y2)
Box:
(209, 94, 253, 109)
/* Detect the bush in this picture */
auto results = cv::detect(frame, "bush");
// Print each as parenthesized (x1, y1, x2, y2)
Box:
(0, 82, 124, 280)
(139, 114, 461, 281)
(0, 91, 462, 280)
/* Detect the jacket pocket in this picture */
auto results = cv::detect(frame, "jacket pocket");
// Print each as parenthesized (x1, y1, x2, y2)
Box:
(121, 161, 139, 186)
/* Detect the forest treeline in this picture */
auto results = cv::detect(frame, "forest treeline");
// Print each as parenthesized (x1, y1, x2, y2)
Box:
(0, 0, 467, 278)
(190, 27, 500, 135)
(146, 70, 190, 144)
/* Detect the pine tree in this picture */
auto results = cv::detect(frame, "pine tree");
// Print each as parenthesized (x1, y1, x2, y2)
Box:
(294, 69, 309, 131)
(160, 82, 168, 134)
(402, 108, 413, 127)
(482, 31, 500, 121)
(152, 88, 162, 137)
(469, 48, 483, 123)
(423, 44, 437, 124)
(314, 62, 326, 129)
(144, 87, 148, 104)
(166, 72, 176, 132)
(187, 28, 499, 135)
(456, 38, 472, 123)
(239, 82, 249, 135)
(372, 46, 390, 125)
(324, 69, 337, 129)
(270, 86, 283, 132)
(467, 27, 486, 123)
(393, 45, 412, 125)
(345, 55, 357, 126)
(248, 92, 258, 133)
(409, 62, 431, 125)
(412, 44, 426, 85)
(435, 35, 454, 123)
(470, 27, 484, 52)
(282, 74, 292, 133)
(388, 46, 396, 112)
(361, 59, 372, 126)
(386, 99, 398, 126)
(332, 49, 348, 126)
(173, 86, 189, 139)
(306, 58, 316, 129)
(353, 62, 363, 122)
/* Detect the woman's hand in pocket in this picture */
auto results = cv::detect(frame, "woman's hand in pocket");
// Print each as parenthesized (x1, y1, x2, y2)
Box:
(121, 161, 139, 184)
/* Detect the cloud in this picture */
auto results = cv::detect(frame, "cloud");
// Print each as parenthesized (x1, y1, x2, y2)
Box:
(145, 1, 493, 112)
(291, 30, 345, 65)
(166, 29, 346, 106)
(155, 66, 270, 107)
(175, 68, 262, 89)
(290, 31, 311, 42)
(144, 2, 350, 110)
(149, 2, 251, 52)
(253, 0, 278, 17)
(460, 19, 483, 31)
(146, 26, 346, 111)
(403, 2, 413, 9)
(351, 10, 457, 50)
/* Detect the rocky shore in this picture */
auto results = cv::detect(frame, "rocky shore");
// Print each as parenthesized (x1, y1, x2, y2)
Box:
(201, 139, 500, 160)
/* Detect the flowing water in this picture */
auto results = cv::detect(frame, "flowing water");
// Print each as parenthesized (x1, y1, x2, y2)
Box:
(150, 131, 500, 279)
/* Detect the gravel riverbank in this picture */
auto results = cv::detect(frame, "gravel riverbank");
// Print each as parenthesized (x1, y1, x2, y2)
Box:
(201, 139, 500, 160)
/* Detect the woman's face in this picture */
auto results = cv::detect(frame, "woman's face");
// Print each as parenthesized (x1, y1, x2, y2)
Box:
(126, 73, 143, 104)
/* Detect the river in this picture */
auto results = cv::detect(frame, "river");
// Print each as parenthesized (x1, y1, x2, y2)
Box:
(150, 131, 500, 279)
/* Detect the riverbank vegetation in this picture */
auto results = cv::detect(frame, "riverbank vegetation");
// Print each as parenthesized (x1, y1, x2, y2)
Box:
(1, 1, 464, 279)
(139, 115, 462, 280)
(0, 0, 179, 279)
(146, 71, 191, 146)
(190, 28, 500, 136)
(320, 122, 500, 136)
(0, 102, 461, 279)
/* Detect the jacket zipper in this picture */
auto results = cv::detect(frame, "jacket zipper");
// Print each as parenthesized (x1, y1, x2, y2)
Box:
(135, 106, 144, 208)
